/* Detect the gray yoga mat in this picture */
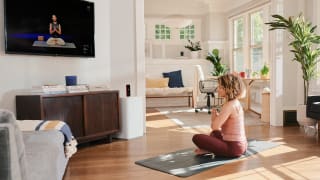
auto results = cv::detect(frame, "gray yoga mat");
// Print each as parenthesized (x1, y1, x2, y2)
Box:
(32, 41, 76, 48)
(135, 140, 279, 177)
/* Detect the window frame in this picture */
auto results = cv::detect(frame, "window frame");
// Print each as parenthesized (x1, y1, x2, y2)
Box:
(232, 17, 245, 72)
(154, 24, 171, 40)
(179, 24, 195, 40)
(229, 6, 270, 74)
(249, 10, 264, 73)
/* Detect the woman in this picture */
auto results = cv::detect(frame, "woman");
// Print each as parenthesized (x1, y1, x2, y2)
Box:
(192, 73, 247, 157)
(46, 14, 65, 46)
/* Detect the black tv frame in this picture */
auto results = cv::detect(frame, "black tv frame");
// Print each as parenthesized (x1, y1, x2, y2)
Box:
(3, 0, 95, 58)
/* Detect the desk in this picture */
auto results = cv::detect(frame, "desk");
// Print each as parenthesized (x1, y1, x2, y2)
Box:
(242, 78, 270, 116)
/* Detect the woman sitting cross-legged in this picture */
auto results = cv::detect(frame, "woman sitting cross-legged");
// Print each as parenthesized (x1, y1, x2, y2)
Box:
(192, 73, 247, 158)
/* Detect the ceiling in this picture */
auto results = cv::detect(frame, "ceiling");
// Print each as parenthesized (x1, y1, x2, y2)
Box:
(145, 0, 254, 16)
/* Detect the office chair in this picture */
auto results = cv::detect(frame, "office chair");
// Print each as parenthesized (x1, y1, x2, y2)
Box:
(195, 79, 223, 114)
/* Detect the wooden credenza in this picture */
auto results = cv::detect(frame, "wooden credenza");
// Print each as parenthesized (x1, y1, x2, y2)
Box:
(16, 90, 120, 144)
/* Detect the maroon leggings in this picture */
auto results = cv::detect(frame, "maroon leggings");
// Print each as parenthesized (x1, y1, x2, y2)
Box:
(192, 130, 247, 157)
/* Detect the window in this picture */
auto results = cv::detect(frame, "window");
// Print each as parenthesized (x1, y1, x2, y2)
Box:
(233, 18, 245, 72)
(155, 24, 171, 40)
(179, 25, 195, 40)
(230, 8, 268, 74)
(250, 11, 264, 72)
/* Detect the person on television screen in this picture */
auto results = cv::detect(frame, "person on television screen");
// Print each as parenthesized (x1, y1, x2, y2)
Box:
(192, 73, 247, 158)
(46, 14, 65, 46)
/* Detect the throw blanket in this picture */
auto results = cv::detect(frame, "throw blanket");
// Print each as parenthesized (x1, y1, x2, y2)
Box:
(17, 120, 78, 158)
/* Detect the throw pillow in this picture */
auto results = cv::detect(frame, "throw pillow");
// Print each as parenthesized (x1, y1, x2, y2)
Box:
(162, 70, 184, 88)
(146, 78, 169, 88)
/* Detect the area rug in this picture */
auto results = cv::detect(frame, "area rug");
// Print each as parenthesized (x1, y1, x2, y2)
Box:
(135, 139, 279, 177)
(155, 107, 267, 128)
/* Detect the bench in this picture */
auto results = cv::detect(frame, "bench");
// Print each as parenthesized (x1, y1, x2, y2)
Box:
(146, 87, 194, 107)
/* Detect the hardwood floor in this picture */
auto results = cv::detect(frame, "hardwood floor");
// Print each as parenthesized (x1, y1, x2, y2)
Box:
(64, 108, 320, 180)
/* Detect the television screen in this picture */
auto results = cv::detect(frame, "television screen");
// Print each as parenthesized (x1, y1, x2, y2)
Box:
(4, 0, 95, 57)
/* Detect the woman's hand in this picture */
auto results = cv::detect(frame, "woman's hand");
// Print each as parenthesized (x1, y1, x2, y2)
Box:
(210, 108, 219, 129)
(210, 103, 231, 131)
(211, 107, 219, 118)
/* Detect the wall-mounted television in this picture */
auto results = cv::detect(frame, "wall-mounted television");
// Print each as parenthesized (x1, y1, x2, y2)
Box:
(4, 0, 95, 57)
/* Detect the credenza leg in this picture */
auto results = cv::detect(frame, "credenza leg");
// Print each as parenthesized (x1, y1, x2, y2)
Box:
(106, 135, 113, 144)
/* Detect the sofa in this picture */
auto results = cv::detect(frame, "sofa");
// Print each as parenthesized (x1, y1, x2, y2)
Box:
(307, 96, 320, 120)
(0, 110, 68, 180)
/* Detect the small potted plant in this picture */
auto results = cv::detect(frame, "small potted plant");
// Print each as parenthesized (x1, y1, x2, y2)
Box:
(260, 64, 269, 79)
(184, 39, 202, 59)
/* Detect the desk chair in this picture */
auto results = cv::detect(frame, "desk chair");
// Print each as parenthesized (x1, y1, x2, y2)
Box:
(195, 79, 223, 114)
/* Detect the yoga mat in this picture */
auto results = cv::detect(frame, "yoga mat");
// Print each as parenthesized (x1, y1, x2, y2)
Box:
(32, 41, 76, 48)
(135, 140, 279, 177)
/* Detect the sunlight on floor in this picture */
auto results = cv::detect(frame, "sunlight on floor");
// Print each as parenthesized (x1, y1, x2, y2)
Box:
(169, 126, 211, 134)
(274, 156, 320, 179)
(146, 111, 163, 116)
(258, 145, 297, 157)
(146, 119, 178, 128)
(206, 156, 320, 180)
(208, 167, 284, 180)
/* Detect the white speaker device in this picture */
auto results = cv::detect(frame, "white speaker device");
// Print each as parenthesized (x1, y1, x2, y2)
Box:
(116, 97, 144, 139)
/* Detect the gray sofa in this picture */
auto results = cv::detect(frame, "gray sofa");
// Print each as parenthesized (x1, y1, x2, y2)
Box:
(0, 110, 69, 180)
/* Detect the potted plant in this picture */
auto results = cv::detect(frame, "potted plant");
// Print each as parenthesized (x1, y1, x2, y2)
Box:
(260, 64, 269, 79)
(184, 39, 202, 59)
(206, 49, 228, 76)
(266, 14, 320, 127)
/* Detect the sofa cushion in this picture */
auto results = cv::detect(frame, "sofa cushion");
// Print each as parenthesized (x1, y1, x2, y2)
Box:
(23, 131, 68, 180)
(162, 70, 184, 88)
(0, 127, 10, 180)
(0, 110, 28, 180)
(146, 78, 169, 88)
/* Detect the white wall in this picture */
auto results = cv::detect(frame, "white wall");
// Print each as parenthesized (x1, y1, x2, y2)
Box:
(145, 0, 209, 16)
(269, 0, 307, 126)
(110, 0, 145, 98)
(207, 12, 228, 41)
(305, 0, 320, 96)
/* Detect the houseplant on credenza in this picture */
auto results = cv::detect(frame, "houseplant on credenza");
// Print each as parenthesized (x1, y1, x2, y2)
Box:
(206, 48, 228, 76)
(184, 39, 202, 59)
(266, 14, 320, 128)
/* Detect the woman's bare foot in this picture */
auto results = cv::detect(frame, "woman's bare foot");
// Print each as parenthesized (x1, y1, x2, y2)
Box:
(194, 148, 211, 155)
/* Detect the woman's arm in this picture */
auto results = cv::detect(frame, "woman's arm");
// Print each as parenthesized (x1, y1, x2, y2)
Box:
(211, 103, 232, 130)
(56, 25, 62, 35)
(49, 23, 54, 34)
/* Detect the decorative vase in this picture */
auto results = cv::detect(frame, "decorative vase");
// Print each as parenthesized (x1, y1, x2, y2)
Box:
(296, 104, 317, 135)
(190, 51, 199, 59)
(261, 74, 269, 79)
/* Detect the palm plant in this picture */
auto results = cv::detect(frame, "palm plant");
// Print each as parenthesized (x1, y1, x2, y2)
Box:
(266, 14, 320, 104)
(206, 49, 228, 76)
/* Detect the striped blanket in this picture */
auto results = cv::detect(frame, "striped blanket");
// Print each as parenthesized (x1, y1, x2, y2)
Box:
(17, 120, 78, 158)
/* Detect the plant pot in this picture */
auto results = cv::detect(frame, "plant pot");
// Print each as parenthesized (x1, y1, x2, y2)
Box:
(260, 74, 269, 79)
(296, 104, 317, 127)
(190, 51, 199, 59)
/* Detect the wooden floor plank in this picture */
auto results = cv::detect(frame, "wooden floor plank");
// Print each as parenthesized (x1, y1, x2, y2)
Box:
(64, 108, 320, 180)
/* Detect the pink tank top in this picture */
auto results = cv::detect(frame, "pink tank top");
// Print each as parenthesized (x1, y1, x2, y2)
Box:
(221, 100, 246, 142)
